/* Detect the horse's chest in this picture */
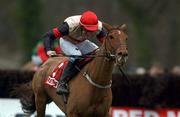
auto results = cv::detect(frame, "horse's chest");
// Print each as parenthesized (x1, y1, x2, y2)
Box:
(73, 96, 111, 116)
(68, 79, 112, 116)
(82, 103, 109, 117)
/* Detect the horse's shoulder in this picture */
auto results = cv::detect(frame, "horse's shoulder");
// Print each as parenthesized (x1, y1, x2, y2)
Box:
(38, 57, 66, 73)
(42, 57, 65, 66)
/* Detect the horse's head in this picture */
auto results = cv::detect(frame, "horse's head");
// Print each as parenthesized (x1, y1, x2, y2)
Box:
(103, 22, 128, 66)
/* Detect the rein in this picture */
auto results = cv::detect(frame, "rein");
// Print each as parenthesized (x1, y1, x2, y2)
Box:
(53, 29, 120, 60)
(53, 54, 115, 59)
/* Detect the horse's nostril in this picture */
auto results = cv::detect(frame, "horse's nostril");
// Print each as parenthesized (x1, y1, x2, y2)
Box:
(117, 52, 122, 56)
(123, 53, 128, 57)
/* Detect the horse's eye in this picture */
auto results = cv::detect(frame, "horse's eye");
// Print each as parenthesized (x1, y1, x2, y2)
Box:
(109, 35, 113, 39)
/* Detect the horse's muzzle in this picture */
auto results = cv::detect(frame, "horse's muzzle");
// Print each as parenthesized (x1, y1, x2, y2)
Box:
(116, 53, 128, 66)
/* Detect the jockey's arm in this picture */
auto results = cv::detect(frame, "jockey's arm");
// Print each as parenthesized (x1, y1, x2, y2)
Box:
(43, 22, 69, 52)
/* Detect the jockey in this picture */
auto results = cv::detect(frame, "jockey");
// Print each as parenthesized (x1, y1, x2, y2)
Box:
(43, 11, 107, 95)
(32, 40, 61, 67)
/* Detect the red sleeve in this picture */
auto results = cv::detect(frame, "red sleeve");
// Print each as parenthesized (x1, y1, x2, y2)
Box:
(53, 28, 62, 38)
(37, 44, 49, 62)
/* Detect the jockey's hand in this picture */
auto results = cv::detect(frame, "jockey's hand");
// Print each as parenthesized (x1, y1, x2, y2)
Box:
(47, 50, 57, 57)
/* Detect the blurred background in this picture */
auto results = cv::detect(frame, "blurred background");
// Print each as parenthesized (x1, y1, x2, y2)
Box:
(0, 0, 179, 70)
(0, 0, 180, 116)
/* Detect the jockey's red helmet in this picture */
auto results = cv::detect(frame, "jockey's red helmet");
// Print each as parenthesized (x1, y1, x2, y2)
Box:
(80, 11, 98, 31)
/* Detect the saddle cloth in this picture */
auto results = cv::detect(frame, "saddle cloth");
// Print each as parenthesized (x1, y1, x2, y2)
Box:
(45, 60, 68, 88)
(45, 57, 93, 88)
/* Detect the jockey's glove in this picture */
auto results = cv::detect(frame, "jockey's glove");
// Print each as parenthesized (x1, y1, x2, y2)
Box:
(47, 50, 57, 57)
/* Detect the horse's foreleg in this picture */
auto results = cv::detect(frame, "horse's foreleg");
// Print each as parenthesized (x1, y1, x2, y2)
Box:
(35, 93, 47, 117)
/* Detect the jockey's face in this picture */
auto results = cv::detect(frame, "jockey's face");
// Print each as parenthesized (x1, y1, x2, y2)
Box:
(81, 28, 97, 39)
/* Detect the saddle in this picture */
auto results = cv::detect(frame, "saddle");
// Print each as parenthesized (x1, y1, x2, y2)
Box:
(45, 57, 93, 88)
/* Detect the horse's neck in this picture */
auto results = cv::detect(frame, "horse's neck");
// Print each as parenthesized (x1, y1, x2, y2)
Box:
(87, 47, 114, 85)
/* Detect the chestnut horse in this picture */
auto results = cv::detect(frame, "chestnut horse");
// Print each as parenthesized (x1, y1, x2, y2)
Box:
(17, 23, 128, 117)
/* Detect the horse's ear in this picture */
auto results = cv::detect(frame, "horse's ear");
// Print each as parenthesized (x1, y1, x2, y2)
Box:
(102, 22, 113, 31)
(119, 24, 127, 31)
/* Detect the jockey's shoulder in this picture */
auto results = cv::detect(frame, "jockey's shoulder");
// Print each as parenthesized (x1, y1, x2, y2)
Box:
(64, 15, 81, 23)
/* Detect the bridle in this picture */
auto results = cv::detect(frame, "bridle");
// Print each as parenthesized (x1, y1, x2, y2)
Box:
(104, 28, 128, 64)
(103, 29, 117, 61)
